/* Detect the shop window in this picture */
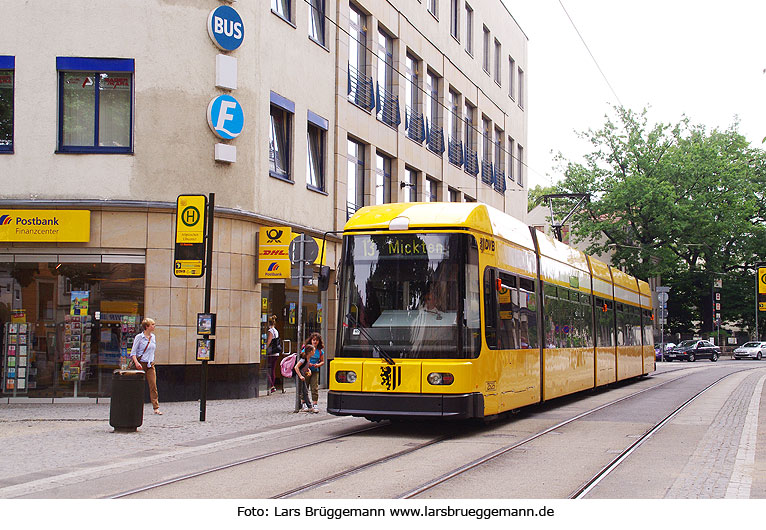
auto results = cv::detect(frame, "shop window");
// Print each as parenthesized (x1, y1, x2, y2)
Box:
(56, 57, 134, 154)
(1, 261, 145, 398)
(0, 56, 13, 153)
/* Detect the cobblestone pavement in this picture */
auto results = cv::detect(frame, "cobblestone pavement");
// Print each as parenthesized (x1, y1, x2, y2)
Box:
(0, 388, 336, 487)
(666, 371, 764, 498)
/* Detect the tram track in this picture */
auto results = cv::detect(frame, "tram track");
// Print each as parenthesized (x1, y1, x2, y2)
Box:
(106, 363, 759, 500)
(567, 367, 758, 498)
(398, 364, 761, 499)
(111, 365, 705, 499)
(107, 422, 387, 499)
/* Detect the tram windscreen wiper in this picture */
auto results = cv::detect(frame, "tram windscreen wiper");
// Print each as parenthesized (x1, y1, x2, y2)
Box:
(345, 313, 395, 365)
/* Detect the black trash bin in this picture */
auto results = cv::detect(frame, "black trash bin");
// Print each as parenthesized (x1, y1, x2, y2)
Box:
(109, 369, 145, 432)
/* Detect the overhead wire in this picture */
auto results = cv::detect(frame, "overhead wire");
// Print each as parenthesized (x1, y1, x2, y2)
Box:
(557, 0, 623, 107)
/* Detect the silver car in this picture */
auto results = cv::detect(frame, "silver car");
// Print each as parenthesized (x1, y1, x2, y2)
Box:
(733, 341, 766, 360)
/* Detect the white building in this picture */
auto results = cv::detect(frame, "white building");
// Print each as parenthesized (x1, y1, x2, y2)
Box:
(0, 0, 528, 401)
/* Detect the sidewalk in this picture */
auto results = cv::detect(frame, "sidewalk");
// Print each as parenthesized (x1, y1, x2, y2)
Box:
(0, 388, 334, 485)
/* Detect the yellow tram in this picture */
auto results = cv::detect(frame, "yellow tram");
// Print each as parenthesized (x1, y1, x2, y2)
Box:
(327, 202, 654, 420)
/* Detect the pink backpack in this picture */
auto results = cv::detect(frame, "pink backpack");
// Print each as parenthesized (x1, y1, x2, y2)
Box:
(280, 353, 297, 377)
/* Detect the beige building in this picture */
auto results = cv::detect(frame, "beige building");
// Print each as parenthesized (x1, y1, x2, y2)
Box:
(0, 0, 528, 401)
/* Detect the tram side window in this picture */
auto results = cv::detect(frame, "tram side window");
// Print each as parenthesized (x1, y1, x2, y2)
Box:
(517, 277, 537, 349)
(595, 297, 615, 348)
(483, 268, 518, 349)
(497, 272, 518, 349)
(642, 309, 654, 346)
(543, 284, 592, 348)
(483, 268, 534, 350)
(483, 268, 498, 348)
(630, 305, 643, 346)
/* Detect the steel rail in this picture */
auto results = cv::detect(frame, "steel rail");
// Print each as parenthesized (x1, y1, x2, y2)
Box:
(568, 369, 743, 499)
(397, 365, 747, 499)
(108, 423, 384, 499)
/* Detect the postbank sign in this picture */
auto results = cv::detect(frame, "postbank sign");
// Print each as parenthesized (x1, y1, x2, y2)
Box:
(0, 210, 90, 242)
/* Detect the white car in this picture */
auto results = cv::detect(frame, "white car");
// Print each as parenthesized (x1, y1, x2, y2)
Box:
(733, 341, 766, 361)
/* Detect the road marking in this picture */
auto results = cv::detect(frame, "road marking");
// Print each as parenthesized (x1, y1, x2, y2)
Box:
(725, 373, 766, 499)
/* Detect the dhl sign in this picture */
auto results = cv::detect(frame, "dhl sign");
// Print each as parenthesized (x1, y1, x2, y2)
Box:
(258, 226, 328, 280)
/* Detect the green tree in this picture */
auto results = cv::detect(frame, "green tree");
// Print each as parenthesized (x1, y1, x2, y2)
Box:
(556, 106, 766, 336)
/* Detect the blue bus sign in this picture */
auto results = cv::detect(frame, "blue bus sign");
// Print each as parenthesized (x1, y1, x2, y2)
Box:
(207, 5, 244, 51)
(207, 95, 244, 140)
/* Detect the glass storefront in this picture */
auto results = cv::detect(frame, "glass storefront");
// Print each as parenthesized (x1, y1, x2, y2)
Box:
(259, 282, 324, 394)
(0, 260, 144, 398)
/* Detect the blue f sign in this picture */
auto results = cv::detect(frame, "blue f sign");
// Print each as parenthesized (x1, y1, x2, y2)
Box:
(207, 95, 244, 140)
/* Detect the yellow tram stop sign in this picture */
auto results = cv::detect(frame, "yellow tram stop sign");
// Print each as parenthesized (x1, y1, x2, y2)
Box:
(174, 195, 207, 278)
(176, 195, 207, 244)
(758, 267, 766, 311)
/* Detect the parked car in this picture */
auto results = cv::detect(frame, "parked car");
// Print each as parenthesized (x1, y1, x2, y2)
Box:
(733, 341, 766, 361)
(665, 340, 719, 362)
(654, 343, 676, 361)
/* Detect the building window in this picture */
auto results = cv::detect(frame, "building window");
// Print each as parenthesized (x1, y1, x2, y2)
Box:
(494, 128, 504, 173)
(347, 139, 366, 218)
(494, 39, 502, 85)
(448, 187, 459, 202)
(450, 0, 460, 40)
(508, 56, 516, 100)
(507, 136, 515, 182)
(405, 52, 424, 142)
(464, 101, 475, 151)
(518, 67, 525, 109)
(57, 57, 133, 154)
(348, 4, 373, 110)
(272, 0, 291, 22)
(428, 0, 438, 18)
(448, 89, 460, 142)
(463, 102, 478, 176)
(425, 177, 438, 202)
(269, 93, 294, 180)
(309, 0, 326, 45)
(517, 144, 524, 187)
(0, 56, 13, 153)
(375, 153, 392, 204)
(481, 117, 491, 163)
(376, 28, 399, 127)
(465, 4, 473, 55)
(483, 26, 490, 73)
(307, 111, 328, 192)
(403, 167, 418, 202)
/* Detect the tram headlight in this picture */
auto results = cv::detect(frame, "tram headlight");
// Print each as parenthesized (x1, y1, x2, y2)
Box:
(335, 370, 357, 384)
(427, 372, 454, 385)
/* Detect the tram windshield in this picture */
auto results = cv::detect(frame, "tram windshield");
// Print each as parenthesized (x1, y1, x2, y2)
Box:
(337, 233, 480, 359)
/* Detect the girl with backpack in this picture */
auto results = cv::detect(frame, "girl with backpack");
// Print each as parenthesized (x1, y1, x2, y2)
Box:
(294, 345, 317, 413)
(265, 315, 282, 394)
(304, 333, 325, 413)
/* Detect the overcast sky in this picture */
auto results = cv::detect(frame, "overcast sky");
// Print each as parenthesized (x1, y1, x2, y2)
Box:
(501, 0, 766, 190)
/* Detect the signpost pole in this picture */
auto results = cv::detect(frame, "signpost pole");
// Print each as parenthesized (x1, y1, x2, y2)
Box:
(294, 239, 305, 412)
(201, 193, 215, 422)
(657, 287, 671, 362)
